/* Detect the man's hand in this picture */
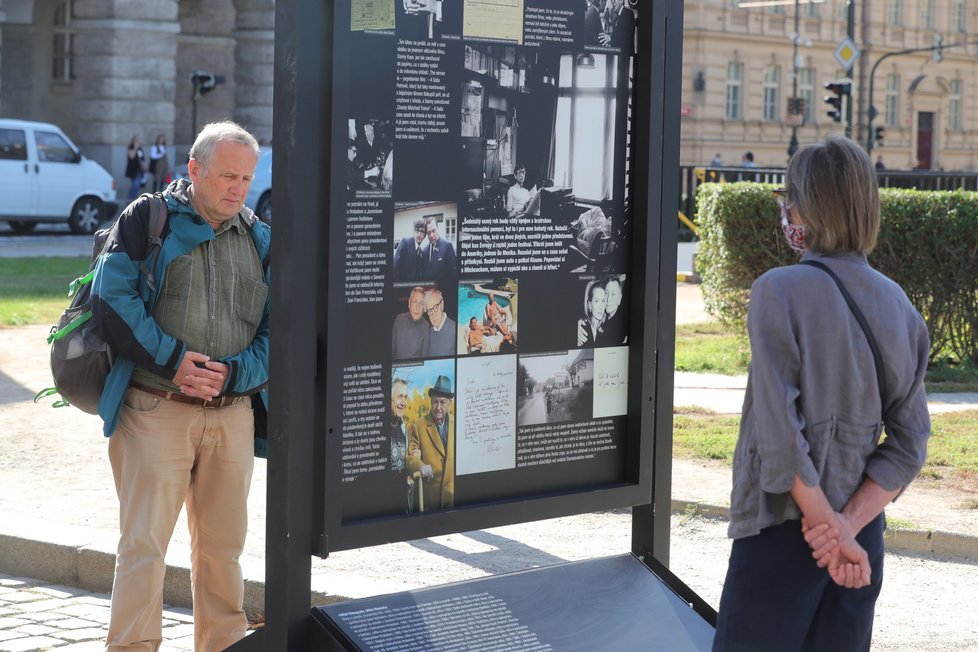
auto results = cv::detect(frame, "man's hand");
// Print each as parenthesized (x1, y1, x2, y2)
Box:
(598, 32, 611, 46)
(419, 464, 434, 480)
(172, 351, 228, 399)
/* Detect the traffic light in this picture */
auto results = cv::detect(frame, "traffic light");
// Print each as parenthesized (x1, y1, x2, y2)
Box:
(933, 33, 944, 63)
(874, 126, 885, 147)
(824, 80, 851, 123)
(191, 71, 226, 97)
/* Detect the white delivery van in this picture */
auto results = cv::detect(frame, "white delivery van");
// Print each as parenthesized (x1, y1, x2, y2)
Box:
(0, 119, 118, 234)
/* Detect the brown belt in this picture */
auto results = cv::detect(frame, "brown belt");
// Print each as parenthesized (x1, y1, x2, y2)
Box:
(130, 381, 244, 408)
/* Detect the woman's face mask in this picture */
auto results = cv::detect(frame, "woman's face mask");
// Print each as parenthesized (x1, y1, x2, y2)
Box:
(780, 204, 808, 255)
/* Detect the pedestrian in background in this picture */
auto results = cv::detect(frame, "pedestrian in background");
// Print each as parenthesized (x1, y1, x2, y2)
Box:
(124, 135, 146, 201)
(149, 133, 170, 192)
(712, 135, 931, 652)
(93, 121, 270, 652)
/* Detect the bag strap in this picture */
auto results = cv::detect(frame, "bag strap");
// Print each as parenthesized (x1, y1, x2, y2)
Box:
(139, 194, 168, 292)
(799, 260, 887, 420)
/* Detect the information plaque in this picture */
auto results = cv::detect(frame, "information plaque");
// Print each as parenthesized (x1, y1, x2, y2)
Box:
(321, 0, 663, 553)
(312, 554, 713, 652)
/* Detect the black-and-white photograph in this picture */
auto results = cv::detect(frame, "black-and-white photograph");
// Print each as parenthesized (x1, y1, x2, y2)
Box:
(391, 282, 459, 361)
(584, 0, 636, 52)
(348, 118, 394, 195)
(575, 274, 627, 348)
(458, 43, 632, 275)
(516, 350, 594, 426)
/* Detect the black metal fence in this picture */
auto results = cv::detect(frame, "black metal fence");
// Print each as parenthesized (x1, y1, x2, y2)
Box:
(678, 165, 978, 236)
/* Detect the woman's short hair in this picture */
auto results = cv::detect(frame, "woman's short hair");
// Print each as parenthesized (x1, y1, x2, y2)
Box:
(189, 121, 260, 172)
(786, 135, 880, 254)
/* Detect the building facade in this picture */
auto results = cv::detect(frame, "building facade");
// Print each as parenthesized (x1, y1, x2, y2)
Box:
(0, 0, 273, 188)
(4, 1, 976, 184)
(681, 0, 978, 170)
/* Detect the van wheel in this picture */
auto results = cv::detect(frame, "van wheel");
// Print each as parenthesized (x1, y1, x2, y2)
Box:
(256, 192, 272, 225)
(69, 197, 104, 235)
(8, 221, 37, 234)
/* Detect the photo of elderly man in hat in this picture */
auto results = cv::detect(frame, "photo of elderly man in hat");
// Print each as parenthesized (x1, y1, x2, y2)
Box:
(406, 374, 455, 511)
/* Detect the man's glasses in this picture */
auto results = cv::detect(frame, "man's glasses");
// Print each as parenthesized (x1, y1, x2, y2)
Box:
(425, 299, 444, 314)
(773, 187, 794, 211)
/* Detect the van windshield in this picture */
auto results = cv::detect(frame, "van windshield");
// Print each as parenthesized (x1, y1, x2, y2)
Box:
(35, 130, 78, 163)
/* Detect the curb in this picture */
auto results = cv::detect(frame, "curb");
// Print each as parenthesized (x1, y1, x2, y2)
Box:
(671, 500, 978, 560)
(1, 502, 973, 617)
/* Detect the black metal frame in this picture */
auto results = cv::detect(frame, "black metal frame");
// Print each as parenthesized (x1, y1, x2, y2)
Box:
(228, 0, 688, 648)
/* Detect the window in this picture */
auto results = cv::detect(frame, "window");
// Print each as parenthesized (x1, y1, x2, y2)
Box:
(804, 2, 819, 18)
(921, 0, 934, 29)
(763, 65, 780, 122)
(726, 62, 743, 120)
(0, 129, 28, 161)
(799, 68, 815, 124)
(949, 79, 963, 130)
(887, 0, 902, 26)
(553, 53, 619, 201)
(952, 0, 966, 32)
(885, 74, 900, 127)
(52, 0, 74, 81)
(34, 131, 77, 163)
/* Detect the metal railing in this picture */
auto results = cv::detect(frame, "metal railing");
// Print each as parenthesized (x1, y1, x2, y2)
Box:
(678, 165, 978, 238)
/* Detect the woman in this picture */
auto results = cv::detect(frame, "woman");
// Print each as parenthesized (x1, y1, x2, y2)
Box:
(124, 135, 145, 201)
(149, 134, 169, 192)
(712, 136, 931, 651)
(576, 280, 607, 347)
(595, 275, 626, 346)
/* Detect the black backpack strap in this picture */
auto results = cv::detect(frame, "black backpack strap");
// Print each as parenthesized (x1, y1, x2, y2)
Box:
(798, 260, 888, 420)
(139, 194, 168, 292)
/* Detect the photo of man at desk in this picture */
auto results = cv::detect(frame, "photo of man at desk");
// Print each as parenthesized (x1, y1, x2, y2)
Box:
(458, 43, 632, 275)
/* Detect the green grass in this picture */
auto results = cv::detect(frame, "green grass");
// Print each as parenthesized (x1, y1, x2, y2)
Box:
(674, 406, 978, 489)
(675, 320, 978, 392)
(675, 322, 749, 375)
(0, 257, 89, 326)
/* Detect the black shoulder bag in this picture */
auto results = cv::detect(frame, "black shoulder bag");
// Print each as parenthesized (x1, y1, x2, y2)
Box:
(799, 260, 887, 420)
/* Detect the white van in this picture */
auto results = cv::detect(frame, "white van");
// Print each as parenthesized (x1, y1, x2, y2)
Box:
(0, 119, 117, 234)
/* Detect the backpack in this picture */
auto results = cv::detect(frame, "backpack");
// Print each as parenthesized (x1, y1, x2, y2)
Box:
(33, 194, 168, 414)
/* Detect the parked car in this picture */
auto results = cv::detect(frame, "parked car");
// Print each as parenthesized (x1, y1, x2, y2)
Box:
(172, 146, 272, 225)
(0, 119, 117, 234)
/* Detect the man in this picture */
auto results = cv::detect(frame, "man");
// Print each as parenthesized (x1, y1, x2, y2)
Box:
(599, 0, 634, 50)
(407, 375, 455, 510)
(506, 165, 537, 217)
(422, 217, 457, 280)
(423, 287, 456, 357)
(389, 377, 415, 512)
(91, 121, 270, 651)
(392, 218, 428, 280)
(392, 286, 430, 359)
(584, 0, 603, 46)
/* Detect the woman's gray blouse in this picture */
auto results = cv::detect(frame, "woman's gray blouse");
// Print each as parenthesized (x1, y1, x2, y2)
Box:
(727, 250, 931, 540)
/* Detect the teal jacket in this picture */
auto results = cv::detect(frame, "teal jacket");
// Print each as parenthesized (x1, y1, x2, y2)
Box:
(91, 181, 271, 439)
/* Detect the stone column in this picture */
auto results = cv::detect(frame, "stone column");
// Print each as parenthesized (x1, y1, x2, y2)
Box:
(232, 0, 274, 144)
(71, 0, 180, 189)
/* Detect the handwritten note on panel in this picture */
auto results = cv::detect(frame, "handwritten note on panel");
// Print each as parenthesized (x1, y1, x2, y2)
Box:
(456, 355, 517, 475)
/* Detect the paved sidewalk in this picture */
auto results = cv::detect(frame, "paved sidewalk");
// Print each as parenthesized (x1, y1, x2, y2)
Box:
(1, 279, 977, 651)
(0, 574, 194, 651)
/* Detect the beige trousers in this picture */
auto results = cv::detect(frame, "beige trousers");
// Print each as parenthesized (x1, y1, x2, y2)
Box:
(106, 387, 254, 652)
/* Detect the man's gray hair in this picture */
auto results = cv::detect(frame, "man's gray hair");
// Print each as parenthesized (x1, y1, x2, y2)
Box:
(189, 121, 260, 171)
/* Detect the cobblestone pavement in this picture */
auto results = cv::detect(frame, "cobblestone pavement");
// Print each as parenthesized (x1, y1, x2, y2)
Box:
(0, 575, 194, 652)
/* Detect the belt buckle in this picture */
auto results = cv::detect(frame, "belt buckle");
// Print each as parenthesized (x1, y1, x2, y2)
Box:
(202, 396, 220, 409)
